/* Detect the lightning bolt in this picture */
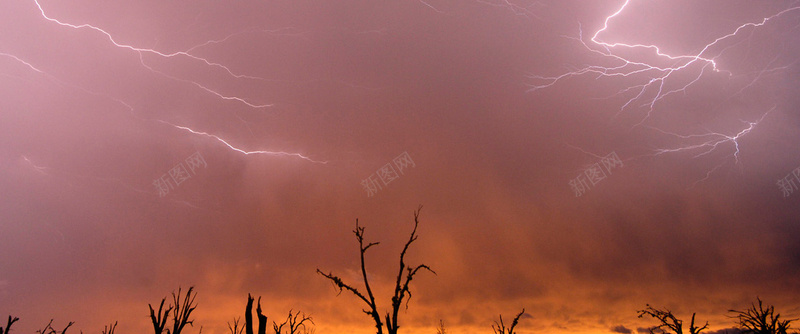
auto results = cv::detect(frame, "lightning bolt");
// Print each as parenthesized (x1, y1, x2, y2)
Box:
(418, 0, 450, 15)
(0, 52, 44, 73)
(475, 0, 543, 20)
(185, 27, 309, 56)
(25, 0, 328, 164)
(135, 53, 273, 109)
(528, 0, 798, 181)
(649, 107, 773, 163)
(161, 121, 327, 164)
(21, 155, 50, 175)
(32, 0, 270, 109)
(529, 1, 799, 107)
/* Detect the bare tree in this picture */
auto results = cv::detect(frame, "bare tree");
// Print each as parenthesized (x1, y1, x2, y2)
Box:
(435, 320, 446, 334)
(150, 296, 171, 334)
(256, 298, 268, 334)
(492, 309, 526, 334)
(101, 321, 118, 334)
(148, 286, 198, 334)
(245, 295, 255, 334)
(228, 317, 245, 334)
(1, 316, 19, 334)
(273, 310, 313, 334)
(242, 294, 314, 334)
(317, 206, 435, 334)
(36, 319, 74, 334)
(638, 305, 708, 334)
(245, 294, 269, 334)
(729, 298, 796, 334)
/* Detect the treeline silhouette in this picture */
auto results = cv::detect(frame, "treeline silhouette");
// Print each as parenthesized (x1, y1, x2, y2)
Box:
(2, 207, 797, 334)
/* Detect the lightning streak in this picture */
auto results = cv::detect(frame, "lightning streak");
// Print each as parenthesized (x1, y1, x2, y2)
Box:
(418, 0, 450, 15)
(32, 0, 270, 109)
(649, 107, 773, 162)
(22, 156, 50, 175)
(1, 52, 44, 73)
(530, 1, 800, 99)
(27, 0, 328, 164)
(475, 0, 542, 20)
(161, 121, 327, 164)
(528, 0, 798, 179)
(136, 54, 273, 109)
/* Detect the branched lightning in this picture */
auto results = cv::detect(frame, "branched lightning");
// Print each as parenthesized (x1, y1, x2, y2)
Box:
(33, 0, 271, 109)
(529, 1, 800, 112)
(161, 121, 327, 164)
(25, 0, 329, 165)
(528, 0, 798, 181)
(649, 106, 773, 162)
(136, 53, 273, 109)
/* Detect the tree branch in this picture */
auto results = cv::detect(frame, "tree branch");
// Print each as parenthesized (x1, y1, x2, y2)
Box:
(0, 316, 19, 334)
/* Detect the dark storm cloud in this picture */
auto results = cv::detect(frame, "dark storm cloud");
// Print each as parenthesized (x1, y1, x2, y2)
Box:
(705, 328, 744, 334)
(611, 325, 633, 334)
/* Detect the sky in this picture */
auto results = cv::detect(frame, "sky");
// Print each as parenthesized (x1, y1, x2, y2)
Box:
(2, 0, 800, 333)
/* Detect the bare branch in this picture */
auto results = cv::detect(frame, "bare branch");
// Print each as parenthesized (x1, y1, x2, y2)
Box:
(318, 206, 434, 334)
(149, 297, 172, 334)
(256, 297, 268, 334)
(638, 305, 707, 334)
(61, 322, 74, 334)
(273, 310, 314, 334)
(317, 218, 383, 334)
(36, 319, 74, 334)
(101, 321, 118, 334)
(729, 298, 796, 334)
(386, 206, 435, 334)
(228, 317, 245, 334)
(246, 294, 255, 334)
(0, 316, 19, 334)
(170, 286, 197, 334)
(493, 309, 526, 334)
(316, 270, 372, 305)
(149, 286, 197, 334)
(436, 320, 446, 334)
(37, 319, 54, 334)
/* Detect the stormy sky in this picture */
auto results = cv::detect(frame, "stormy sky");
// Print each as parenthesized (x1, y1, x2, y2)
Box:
(2, 1, 800, 333)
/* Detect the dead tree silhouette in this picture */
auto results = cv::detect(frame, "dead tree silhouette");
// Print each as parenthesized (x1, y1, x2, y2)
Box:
(638, 305, 708, 334)
(229, 317, 245, 334)
(317, 206, 435, 334)
(729, 298, 797, 334)
(0, 316, 19, 334)
(273, 310, 313, 334)
(492, 309, 526, 334)
(148, 286, 198, 334)
(35, 319, 74, 334)
(244, 294, 269, 334)
(243, 294, 314, 334)
(101, 321, 118, 334)
(435, 320, 446, 334)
